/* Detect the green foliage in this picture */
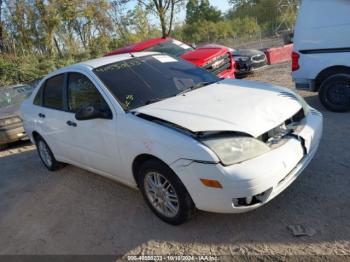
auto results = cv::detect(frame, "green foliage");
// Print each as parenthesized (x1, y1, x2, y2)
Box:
(231, 17, 261, 36)
(0, 0, 299, 86)
(181, 15, 260, 44)
(0, 53, 89, 86)
(227, 0, 299, 31)
(0, 0, 162, 87)
(186, 0, 222, 24)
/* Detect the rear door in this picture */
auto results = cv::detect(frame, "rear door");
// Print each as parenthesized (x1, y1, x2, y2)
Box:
(34, 74, 72, 159)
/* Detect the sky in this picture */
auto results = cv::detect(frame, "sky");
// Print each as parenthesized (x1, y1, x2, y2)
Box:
(208, 0, 231, 12)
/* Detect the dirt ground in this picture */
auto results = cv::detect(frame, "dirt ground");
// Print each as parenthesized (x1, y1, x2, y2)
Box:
(0, 63, 349, 259)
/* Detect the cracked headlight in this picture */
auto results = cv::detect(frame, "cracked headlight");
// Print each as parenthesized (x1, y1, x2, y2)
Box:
(202, 136, 270, 166)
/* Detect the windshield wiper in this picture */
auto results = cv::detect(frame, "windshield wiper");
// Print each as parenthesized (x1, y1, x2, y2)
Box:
(145, 98, 165, 105)
(176, 81, 217, 96)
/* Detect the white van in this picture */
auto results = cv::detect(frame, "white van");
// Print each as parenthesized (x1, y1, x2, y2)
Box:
(292, 0, 350, 112)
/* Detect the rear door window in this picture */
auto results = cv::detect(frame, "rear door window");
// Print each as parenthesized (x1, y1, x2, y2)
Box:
(43, 74, 65, 110)
(33, 85, 44, 106)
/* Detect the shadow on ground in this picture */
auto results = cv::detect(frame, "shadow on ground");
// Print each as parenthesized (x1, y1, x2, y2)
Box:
(1, 65, 349, 255)
(0, 93, 349, 255)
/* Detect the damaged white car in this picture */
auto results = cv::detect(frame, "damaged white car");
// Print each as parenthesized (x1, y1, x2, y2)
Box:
(21, 52, 323, 225)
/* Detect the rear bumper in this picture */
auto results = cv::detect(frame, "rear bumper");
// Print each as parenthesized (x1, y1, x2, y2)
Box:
(171, 109, 323, 213)
(294, 78, 317, 91)
(0, 124, 27, 145)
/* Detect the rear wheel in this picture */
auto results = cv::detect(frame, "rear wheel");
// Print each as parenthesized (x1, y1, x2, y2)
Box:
(138, 159, 195, 225)
(319, 74, 350, 112)
(35, 136, 65, 171)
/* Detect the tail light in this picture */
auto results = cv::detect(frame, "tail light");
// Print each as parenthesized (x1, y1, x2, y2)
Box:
(292, 51, 300, 72)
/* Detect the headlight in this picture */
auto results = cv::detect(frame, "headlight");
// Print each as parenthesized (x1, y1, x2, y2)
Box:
(292, 91, 310, 115)
(0, 117, 22, 127)
(202, 136, 270, 166)
(234, 56, 250, 62)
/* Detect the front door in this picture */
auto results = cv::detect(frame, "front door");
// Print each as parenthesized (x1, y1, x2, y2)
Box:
(63, 72, 120, 176)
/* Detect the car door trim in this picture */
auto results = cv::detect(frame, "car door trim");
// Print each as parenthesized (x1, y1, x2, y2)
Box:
(299, 47, 350, 54)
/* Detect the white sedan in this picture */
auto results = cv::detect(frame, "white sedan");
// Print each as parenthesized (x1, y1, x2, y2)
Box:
(21, 52, 323, 225)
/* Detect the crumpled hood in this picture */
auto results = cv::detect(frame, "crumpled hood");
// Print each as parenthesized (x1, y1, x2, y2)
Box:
(132, 79, 303, 138)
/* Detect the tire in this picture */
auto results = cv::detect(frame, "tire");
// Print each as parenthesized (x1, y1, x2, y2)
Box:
(138, 159, 195, 225)
(35, 136, 65, 171)
(319, 74, 350, 112)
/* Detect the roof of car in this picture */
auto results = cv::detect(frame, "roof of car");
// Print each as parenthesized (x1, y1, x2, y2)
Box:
(42, 52, 161, 79)
(77, 52, 159, 69)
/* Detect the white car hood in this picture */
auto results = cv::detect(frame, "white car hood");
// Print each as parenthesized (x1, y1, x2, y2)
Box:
(132, 79, 303, 137)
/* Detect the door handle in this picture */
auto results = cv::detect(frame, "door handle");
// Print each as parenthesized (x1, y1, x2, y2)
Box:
(38, 113, 45, 118)
(66, 120, 77, 127)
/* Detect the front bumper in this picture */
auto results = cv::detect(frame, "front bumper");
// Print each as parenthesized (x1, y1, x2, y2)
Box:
(170, 109, 323, 213)
(218, 68, 236, 79)
(0, 124, 27, 145)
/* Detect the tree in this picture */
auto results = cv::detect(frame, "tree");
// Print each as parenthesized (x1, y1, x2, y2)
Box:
(186, 0, 221, 24)
(138, 0, 185, 37)
(227, 0, 299, 33)
(0, 0, 3, 52)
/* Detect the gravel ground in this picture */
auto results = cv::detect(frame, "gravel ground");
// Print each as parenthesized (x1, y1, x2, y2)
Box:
(0, 63, 349, 259)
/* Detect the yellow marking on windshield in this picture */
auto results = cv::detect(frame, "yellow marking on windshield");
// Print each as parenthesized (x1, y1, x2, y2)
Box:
(95, 60, 142, 73)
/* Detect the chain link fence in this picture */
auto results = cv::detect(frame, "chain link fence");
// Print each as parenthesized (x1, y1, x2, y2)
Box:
(210, 29, 293, 50)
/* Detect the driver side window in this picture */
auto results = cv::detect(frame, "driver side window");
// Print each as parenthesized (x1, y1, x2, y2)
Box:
(67, 73, 111, 114)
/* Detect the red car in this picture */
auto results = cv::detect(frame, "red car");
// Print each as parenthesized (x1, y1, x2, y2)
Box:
(105, 37, 236, 79)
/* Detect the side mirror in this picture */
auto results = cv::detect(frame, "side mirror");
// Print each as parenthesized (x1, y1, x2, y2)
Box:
(191, 42, 197, 49)
(75, 106, 112, 121)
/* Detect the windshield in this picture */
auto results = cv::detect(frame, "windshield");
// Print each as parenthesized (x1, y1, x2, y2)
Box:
(0, 85, 33, 109)
(144, 39, 194, 57)
(93, 55, 219, 110)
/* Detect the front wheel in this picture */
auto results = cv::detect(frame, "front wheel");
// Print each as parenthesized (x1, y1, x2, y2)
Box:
(319, 74, 350, 112)
(138, 159, 195, 225)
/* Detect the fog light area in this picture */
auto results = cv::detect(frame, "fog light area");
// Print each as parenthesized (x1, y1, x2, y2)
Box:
(232, 188, 273, 207)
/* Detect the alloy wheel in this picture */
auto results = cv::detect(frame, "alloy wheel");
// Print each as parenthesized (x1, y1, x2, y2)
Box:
(38, 140, 53, 167)
(144, 171, 179, 218)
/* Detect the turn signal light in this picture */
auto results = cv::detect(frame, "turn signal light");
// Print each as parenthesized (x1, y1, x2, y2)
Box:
(200, 179, 223, 189)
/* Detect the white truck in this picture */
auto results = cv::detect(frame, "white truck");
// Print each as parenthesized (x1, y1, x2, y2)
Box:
(292, 0, 350, 112)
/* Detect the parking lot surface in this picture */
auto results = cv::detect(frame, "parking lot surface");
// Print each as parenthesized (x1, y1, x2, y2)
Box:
(0, 63, 349, 257)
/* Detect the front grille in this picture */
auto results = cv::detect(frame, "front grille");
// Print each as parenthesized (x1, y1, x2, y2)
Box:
(204, 53, 231, 76)
(251, 60, 267, 69)
(258, 109, 306, 144)
(252, 54, 266, 62)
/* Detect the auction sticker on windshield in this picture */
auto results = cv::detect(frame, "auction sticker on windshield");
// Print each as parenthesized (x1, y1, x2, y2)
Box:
(153, 55, 178, 63)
